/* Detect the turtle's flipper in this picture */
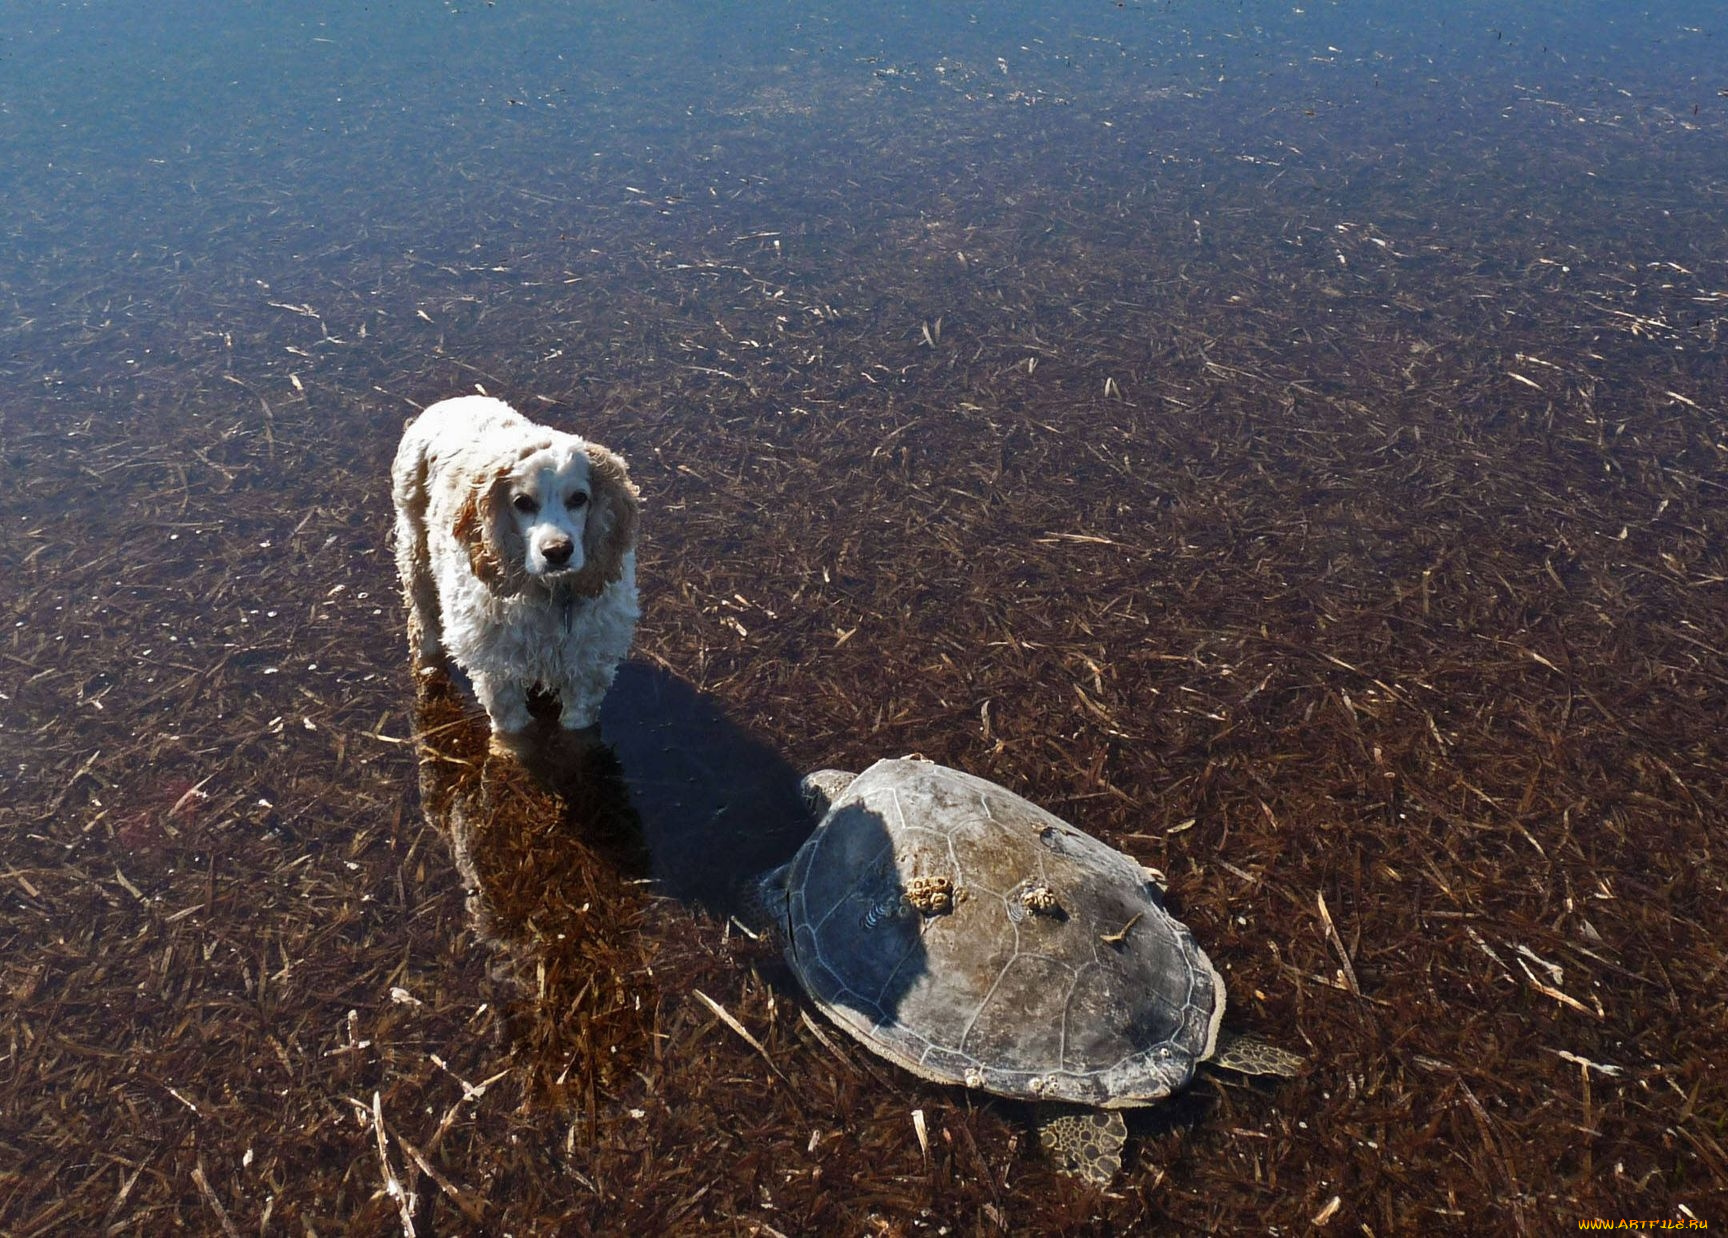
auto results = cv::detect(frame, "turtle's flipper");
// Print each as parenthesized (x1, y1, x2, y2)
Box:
(1035, 1104, 1126, 1187)
(1211, 1030, 1305, 1077)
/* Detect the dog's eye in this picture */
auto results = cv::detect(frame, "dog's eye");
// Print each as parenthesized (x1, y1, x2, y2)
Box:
(511, 494, 539, 515)
(566, 492, 589, 510)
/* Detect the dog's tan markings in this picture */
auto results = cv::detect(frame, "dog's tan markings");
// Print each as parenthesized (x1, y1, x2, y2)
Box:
(568, 444, 640, 599)
(451, 490, 491, 583)
(454, 466, 524, 595)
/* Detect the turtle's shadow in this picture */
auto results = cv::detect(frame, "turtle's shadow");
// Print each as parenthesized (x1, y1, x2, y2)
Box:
(1121, 1068, 1293, 1145)
(1123, 1084, 1215, 1142)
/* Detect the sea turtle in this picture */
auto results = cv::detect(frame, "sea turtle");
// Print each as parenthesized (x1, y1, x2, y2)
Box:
(761, 757, 1303, 1185)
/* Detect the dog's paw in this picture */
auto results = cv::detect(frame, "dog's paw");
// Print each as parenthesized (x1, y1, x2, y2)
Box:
(486, 728, 531, 761)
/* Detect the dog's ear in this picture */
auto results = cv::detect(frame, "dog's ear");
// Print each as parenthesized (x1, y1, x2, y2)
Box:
(570, 444, 640, 598)
(453, 467, 524, 596)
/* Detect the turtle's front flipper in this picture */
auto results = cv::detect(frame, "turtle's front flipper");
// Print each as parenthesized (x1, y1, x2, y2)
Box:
(1034, 1104, 1126, 1186)
(1211, 1031, 1305, 1077)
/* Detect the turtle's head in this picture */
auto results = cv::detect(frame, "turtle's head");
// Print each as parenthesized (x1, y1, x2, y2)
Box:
(798, 769, 857, 821)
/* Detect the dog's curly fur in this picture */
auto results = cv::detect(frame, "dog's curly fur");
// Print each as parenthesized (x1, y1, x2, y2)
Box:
(391, 395, 640, 735)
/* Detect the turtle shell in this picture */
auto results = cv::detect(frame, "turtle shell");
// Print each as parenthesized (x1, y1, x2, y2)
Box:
(777, 757, 1225, 1108)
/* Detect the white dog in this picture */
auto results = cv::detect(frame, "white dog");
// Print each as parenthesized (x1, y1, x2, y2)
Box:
(391, 395, 640, 737)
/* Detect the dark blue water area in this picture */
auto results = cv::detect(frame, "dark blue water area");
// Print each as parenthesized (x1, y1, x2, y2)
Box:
(4, 1, 1723, 414)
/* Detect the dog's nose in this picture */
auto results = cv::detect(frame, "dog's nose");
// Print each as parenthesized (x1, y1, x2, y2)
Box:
(542, 535, 574, 566)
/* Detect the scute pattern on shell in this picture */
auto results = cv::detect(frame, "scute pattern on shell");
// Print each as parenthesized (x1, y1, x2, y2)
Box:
(780, 758, 1225, 1108)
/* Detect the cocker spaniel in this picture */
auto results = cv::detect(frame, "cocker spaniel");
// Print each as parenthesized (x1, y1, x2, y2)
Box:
(391, 395, 640, 738)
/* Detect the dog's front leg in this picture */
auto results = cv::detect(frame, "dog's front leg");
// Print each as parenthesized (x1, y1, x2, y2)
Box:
(472, 671, 533, 734)
(555, 694, 602, 731)
(553, 661, 617, 731)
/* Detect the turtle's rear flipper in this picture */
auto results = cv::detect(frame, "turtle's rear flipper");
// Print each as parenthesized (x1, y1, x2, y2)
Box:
(1211, 1030, 1305, 1077)
(1035, 1104, 1126, 1187)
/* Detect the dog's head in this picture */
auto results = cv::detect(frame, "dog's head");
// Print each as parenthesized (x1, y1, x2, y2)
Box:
(454, 435, 640, 599)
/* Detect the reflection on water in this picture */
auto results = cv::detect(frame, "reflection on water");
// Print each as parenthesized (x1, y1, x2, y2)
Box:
(2, 0, 1725, 1230)
(409, 659, 814, 1110)
(410, 667, 657, 1112)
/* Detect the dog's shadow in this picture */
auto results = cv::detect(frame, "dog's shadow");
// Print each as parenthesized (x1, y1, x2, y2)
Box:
(600, 661, 815, 912)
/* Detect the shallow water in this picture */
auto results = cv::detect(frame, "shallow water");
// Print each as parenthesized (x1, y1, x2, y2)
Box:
(3, 2, 1725, 1232)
